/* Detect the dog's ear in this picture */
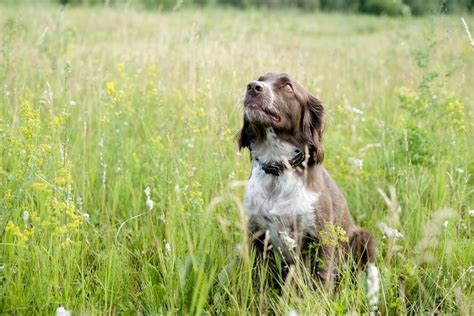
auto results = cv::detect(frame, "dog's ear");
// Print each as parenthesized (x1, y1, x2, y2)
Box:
(237, 115, 254, 150)
(300, 93, 324, 164)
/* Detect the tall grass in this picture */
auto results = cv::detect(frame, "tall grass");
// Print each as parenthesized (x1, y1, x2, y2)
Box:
(0, 5, 473, 314)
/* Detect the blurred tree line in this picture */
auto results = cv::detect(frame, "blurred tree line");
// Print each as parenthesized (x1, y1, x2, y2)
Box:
(58, 0, 474, 15)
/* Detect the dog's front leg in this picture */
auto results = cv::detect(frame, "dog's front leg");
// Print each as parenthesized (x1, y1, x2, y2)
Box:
(316, 244, 336, 291)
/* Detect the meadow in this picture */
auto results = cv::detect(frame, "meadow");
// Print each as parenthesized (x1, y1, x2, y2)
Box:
(0, 4, 473, 314)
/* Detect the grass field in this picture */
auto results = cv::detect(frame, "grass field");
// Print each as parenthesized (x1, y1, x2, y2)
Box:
(0, 4, 473, 314)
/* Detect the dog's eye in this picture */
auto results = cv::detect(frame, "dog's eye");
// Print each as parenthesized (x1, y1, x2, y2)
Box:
(284, 83, 293, 92)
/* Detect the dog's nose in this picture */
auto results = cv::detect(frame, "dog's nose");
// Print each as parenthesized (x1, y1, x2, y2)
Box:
(247, 81, 264, 96)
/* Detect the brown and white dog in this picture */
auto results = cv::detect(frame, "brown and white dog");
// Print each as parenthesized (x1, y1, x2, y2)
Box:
(238, 72, 375, 289)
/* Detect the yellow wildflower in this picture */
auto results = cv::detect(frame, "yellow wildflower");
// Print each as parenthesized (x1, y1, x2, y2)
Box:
(190, 191, 202, 199)
(116, 63, 126, 79)
(3, 189, 13, 207)
(222, 127, 231, 137)
(39, 144, 53, 154)
(147, 64, 157, 78)
(5, 221, 20, 236)
(31, 182, 49, 192)
(200, 125, 209, 133)
(50, 115, 64, 134)
(20, 99, 40, 141)
(319, 224, 349, 247)
(196, 107, 206, 118)
(337, 105, 346, 113)
(106, 81, 116, 96)
(54, 162, 73, 187)
(55, 226, 67, 236)
(5, 221, 33, 245)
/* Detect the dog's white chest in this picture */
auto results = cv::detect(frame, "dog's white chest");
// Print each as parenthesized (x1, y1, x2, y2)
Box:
(244, 130, 320, 233)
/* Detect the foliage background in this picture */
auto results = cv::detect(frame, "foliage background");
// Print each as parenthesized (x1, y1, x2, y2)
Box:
(52, 0, 474, 15)
(0, 2, 473, 315)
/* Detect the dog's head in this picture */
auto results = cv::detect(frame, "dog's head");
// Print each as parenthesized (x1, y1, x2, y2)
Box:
(238, 72, 325, 164)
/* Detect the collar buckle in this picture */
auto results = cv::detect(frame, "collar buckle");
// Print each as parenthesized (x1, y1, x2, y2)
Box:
(256, 150, 305, 177)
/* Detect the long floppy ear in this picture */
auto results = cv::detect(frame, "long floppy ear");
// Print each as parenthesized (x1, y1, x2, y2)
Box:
(237, 115, 254, 150)
(300, 94, 325, 164)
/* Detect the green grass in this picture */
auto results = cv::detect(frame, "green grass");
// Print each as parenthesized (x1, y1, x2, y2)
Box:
(0, 5, 473, 314)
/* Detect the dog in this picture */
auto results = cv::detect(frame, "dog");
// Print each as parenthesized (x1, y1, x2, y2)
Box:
(238, 72, 375, 289)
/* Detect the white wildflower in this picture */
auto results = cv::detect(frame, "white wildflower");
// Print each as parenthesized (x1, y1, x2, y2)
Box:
(102, 165, 107, 187)
(146, 198, 154, 211)
(99, 137, 104, 153)
(164, 241, 171, 254)
(186, 138, 194, 148)
(367, 263, 380, 314)
(279, 231, 297, 249)
(65, 184, 73, 209)
(56, 306, 71, 316)
(455, 168, 464, 174)
(288, 309, 298, 316)
(69, 100, 76, 106)
(443, 220, 449, 229)
(174, 184, 180, 194)
(144, 187, 154, 211)
(469, 210, 474, 217)
(82, 213, 90, 222)
(77, 196, 83, 211)
(4, 85, 11, 97)
(22, 211, 30, 225)
(378, 223, 403, 238)
(75, 196, 90, 222)
(99, 137, 107, 188)
(235, 244, 242, 256)
(351, 107, 364, 115)
(348, 157, 363, 170)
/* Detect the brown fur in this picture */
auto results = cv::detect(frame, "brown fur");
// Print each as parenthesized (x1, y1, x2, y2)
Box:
(238, 72, 375, 288)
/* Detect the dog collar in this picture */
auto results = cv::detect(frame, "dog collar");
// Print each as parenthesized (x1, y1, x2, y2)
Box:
(256, 150, 305, 176)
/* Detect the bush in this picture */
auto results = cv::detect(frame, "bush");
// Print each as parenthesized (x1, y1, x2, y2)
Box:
(440, 0, 473, 13)
(216, 0, 248, 8)
(406, 0, 473, 14)
(59, 0, 103, 5)
(360, 0, 410, 16)
(319, 0, 360, 12)
(140, 0, 180, 10)
(216, 0, 321, 10)
(403, 0, 440, 15)
(56, 0, 474, 14)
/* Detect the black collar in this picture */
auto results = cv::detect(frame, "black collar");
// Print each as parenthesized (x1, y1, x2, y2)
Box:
(256, 150, 305, 176)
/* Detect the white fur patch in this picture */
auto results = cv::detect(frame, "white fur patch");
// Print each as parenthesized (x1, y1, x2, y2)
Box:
(244, 129, 320, 235)
(367, 263, 380, 313)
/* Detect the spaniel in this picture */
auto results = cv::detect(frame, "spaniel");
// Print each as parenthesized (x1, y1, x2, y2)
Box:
(238, 72, 375, 289)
